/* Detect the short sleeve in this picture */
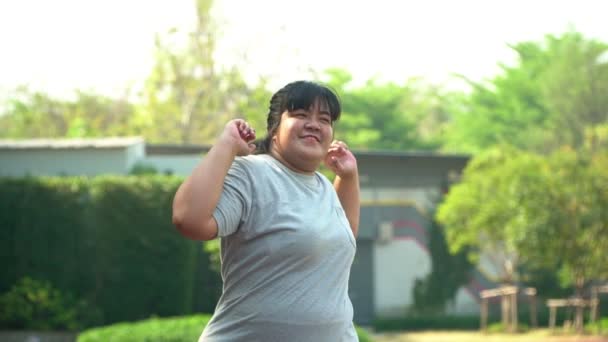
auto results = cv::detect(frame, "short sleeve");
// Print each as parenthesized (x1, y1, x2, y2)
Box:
(212, 157, 252, 237)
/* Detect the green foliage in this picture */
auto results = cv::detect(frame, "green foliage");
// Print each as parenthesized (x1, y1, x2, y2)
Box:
(0, 176, 219, 328)
(0, 277, 89, 331)
(129, 162, 159, 175)
(486, 322, 530, 333)
(88, 176, 198, 322)
(444, 31, 608, 154)
(437, 147, 608, 287)
(355, 326, 374, 342)
(412, 218, 473, 313)
(586, 317, 608, 335)
(0, 87, 137, 139)
(77, 315, 212, 342)
(138, 0, 270, 145)
(77, 314, 373, 342)
(323, 68, 449, 151)
(2, 30, 608, 157)
(0, 177, 93, 298)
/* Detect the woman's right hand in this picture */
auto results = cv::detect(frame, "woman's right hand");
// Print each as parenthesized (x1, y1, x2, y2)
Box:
(219, 119, 257, 156)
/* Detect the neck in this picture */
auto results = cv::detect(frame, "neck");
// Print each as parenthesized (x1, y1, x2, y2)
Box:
(269, 148, 318, 175)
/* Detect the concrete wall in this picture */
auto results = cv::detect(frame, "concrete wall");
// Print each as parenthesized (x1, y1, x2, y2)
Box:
(125, 142, 146, 173)
(373, 239, 431, 316)
(446, 287, 481, 315)
(0, 148, 129, 176)
(141, 154, 201, 176)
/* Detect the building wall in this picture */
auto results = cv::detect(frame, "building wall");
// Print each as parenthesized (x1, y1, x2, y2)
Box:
(373, 239, 431, 316)
(0, 148, 130, 176)
(362, 184, 436, 317)
(141, 154, 201, 176)
(125, 142, 146, 173)
(446, 287, 480, 315)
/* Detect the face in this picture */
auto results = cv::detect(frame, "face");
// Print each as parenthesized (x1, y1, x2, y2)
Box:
(271, 99, 334, 174)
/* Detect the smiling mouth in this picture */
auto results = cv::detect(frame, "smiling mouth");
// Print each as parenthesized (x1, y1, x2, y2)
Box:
(301, 135, 320, 142)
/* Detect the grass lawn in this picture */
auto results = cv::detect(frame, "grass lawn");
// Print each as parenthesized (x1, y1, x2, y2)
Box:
(373, 329, 608, 342)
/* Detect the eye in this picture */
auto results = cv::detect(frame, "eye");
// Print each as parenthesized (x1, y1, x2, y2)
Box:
(320, 116, 332, 124)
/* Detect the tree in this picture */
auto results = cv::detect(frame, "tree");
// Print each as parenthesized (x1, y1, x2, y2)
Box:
(322, 68, 450, 151)
(540, 33, 608, 150)
(0, 87, 136, 139)
(534, 151, 608, 291)
(137, 0, 268, 145)
(413, 214, 472, 313)
(437, 147, 608, 290)
(444, 31, 608, 154)
(436, 147, 539, 282)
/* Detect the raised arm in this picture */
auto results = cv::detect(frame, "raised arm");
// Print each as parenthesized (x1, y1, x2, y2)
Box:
(172, 119, 256, 240)
(324, 141, 360, 237)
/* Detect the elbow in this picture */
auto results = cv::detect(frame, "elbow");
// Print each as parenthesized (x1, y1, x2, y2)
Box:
(172, 210, 217, 241)
(172, 212, 187, 235)
(172, 211, 192, 238)
(172, 205, 188, 234)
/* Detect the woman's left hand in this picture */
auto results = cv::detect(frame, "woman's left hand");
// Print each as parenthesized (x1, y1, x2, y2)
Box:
(324, 140, 358, 178)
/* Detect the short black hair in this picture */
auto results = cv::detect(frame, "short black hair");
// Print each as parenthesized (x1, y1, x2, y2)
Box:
(271, 80, 341, 123)
(256, 81, 341, 154)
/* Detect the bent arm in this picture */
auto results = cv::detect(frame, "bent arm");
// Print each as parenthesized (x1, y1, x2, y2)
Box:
(172, 140, 237, 240)
(334, 173, 360, 237)
(172, 120, 255, 240)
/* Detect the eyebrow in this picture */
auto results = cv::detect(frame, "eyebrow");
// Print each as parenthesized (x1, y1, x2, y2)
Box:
(292, 108, 331, 115)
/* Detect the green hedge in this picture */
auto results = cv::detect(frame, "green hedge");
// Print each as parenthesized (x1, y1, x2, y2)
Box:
(373, 314, 480, 332)
(77, 315, 374, 342)
(0, 176, 219, 329)
(0, 177, 92, 299)
(77, 315, 211, 342)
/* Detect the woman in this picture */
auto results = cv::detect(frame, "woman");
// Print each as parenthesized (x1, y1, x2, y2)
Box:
(172, 80, 360, 341)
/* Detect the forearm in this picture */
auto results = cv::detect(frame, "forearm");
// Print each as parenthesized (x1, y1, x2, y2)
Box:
(172, 140, 237, 240)
(334, 173, 360, 237)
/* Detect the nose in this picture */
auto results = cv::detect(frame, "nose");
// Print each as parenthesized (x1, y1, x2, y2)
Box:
(304, 117, 321, 130)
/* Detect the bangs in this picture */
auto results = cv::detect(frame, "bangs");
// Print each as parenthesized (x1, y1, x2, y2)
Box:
(282, 82, 341, 121)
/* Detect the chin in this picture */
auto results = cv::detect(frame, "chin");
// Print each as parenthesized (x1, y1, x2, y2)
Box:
(300, 147, 325, 161)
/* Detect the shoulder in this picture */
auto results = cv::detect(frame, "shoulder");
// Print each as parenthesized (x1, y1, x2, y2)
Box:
(233, 154, 271, 172)
(315, 171, 334, 188)
(229, 155, 279, 182)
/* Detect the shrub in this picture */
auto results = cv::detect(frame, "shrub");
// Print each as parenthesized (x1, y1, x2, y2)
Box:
(586, 317, 608, 335)
(0, 277, 88, 331)
(356, 325, 374, 342)
(78, 315, 211, 342)
(78, 315, 374, 342)
(0, 176, 214, 328)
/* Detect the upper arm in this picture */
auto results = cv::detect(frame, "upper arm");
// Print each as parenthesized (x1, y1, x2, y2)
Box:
(212, 159, 253, 237)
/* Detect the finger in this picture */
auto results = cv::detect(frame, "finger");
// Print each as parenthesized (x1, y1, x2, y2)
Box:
(332, 140, 348, 148)
(331, 156, 343, 168)
(238, 121, 256, 141)
(327, 146, 346, 155)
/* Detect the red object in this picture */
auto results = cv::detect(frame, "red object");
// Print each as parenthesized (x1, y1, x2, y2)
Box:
(240, 129, 255, 141)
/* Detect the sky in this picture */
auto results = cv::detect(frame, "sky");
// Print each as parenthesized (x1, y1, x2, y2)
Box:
(0, 0, 607, 99)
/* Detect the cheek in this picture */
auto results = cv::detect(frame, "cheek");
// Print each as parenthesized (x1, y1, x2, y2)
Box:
(324, 126, 334, 139)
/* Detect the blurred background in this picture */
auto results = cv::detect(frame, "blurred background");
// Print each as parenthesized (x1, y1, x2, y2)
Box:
(1, 0, 607, 341)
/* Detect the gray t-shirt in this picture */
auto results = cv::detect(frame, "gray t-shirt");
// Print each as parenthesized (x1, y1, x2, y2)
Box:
(200, 154, 358, 342)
